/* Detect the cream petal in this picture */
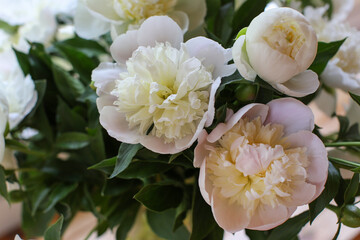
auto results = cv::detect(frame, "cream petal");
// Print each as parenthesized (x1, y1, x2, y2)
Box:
(247, 205, 296, 230)
(174, 0, 206, 31)
(185, 37, 236, 78)
(271, 70, 320, 97)
(110, 30, 139, 65)
(198, 159, 213, 205)
(205, 77, 221, 127)
(74, 1, 111, 39)
(140, 135, 180, 154)
(92, 62, 124, 95)
(99, 106, 140, 144)
(285, 131, 328, 195)
(208, 104, 268, 143)
(10, 88, 37, 129)
(265, 98, 315, 135)
(167, 10, 189, 34)
(232, 35, 257, 81)
(211, 189, 250, 233)
(137, 16, 183, 49)
(96, 95, 116, 111)
(85, 0, 120, 21)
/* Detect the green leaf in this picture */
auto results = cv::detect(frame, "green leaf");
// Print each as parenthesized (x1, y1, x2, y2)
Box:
(267, 211, 309, 240)
(336, 115, 350, 141)
(22, 204, 55, 237)
(245, 229, 267, 240)
(340, 205, 360, 228)
(190, 184, 216, 240)
(0, 166, 9, 203)
(0, 19, 19, 34)
(56, 98, 87, 132)
(309, 39, 346, 75)
(116, 203, 140, 240)
(309, 162, 341, 223)
(116, 161, 173, 180)
(44, 215, 64, 240)
(58, 36, 107, 57)
(55, 132, 91, 150)
(235, 27, 247, 40)
(43, 183, 78, 213)
(344, 173, 359, 204)
(31, 188, 51, 216)
(147, 209, 190, 240)
(110, 143, 143, 178)
(135, 183, 183, 212)
(13, 48, 31, 75)
(349, 92, 360, 106)
(88, 157, 116, 172)
(52, 64, 85, 105)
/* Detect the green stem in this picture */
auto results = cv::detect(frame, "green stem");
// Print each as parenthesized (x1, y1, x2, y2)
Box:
(328, 157, 360, 170)
(325, 142, 360, 147)
(332, 223, 342, 240)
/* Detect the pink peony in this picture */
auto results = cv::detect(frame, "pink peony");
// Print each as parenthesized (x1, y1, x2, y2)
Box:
(194, 98, 328, 232)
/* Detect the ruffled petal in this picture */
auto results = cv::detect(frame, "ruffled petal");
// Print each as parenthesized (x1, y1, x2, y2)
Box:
(265, 98, 315, 136)
(272, 70, 320, 97)
(232, 35, 257, 81)
(137, 16, 183, 49)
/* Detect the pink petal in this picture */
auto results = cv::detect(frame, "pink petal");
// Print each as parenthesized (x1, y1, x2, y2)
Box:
(137, 16, 183, 49)
(110, 30, 139, 65)
(265, 98, 314, 135)
(247, 205, 296, 230)
(285, 182, 316, 206)
(92, 62, 124, 95)
(99, 106, 140, 144)
(96, 95, 116, 111)
(285, 130, 328, 198)
(211, 189, 250, 233)
(185, 37, 235, 78)
(272, 70, 320, 97)
(198, 159, 213, 205)
(140, 135, 181, 154)
(207, 104, 268, 143)
(194, 130, 209, 168)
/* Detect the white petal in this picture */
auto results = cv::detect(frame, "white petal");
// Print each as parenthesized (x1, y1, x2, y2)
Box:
(168, 10, 189, 34)
(110, 30, 139, 64)
(92, 62, 124, 95)
(232, 35, 257, 81)
(85, 0, 120, 21)
(265, 98, 315, 135)
(185, 37, 236, 78)
(74, 0, 111, 39)
(137, 16, 183, 49)
(272, 70, 320, 97)
(205, 77, 221, 127)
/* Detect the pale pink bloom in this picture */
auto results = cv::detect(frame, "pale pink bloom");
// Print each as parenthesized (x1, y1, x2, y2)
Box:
(194, 98, 328, 232)
(93, 16, 235, 154)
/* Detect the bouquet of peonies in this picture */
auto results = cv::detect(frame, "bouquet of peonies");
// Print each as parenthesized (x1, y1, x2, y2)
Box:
(1, 0, 360, 239)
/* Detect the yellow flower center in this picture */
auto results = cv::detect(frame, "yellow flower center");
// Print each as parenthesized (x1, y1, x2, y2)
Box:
(112, 42, 213, 143)
(263, 19, 306, 59)
(117, 0, 177, 24)
(206, 117, 309, 217)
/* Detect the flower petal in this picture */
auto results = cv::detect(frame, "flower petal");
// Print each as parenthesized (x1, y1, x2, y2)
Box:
(137, 16, 183, 49)
(247, 205, 296, 230)
(198, 158, 214, 205)
(92, 62, 124, 95)
(285, 130, 328, 198)
(208, 104, 268, 143)
(211, 189, 250, 233)
(85, 0, 120, 21)
(74, 0, 111, 39)
(175, 0, 206, 31)
(286, 182, 316, 206)
(272, 70, 320, 97)
(185, 37, 236, 78)
(110, 30, 139, 65)
(265, 98, 315, 135)
(232, 35, 257, 81)
(99, 106, 140, 144)
(194, 130, 209, 168)
(205, 77, 221, 127)
(167, 10, 189, 33)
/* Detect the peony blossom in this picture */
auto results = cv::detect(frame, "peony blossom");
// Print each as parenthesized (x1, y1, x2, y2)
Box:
(0, 51, 37, 129)
(232, 7, 319, 97)
(304, 1, 360, 95)
(0, 91, 8, 164)
(194, 98, 328, 232)
(92, 16, 235, 154)
(74, 0, 206, 39)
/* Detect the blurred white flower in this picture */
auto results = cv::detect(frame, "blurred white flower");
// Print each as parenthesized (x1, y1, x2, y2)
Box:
(0, 51, 37, 129)
(93, 16, 235, 154)
(0, 91, 8, 164)
(74, 0, 206, 39)
(232, 7, 319, 97)
(304, 0, 360, 94)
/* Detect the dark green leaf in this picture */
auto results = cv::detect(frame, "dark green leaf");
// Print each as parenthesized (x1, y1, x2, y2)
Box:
(116, 203, 140, 240)
(31, 188, 51, 216)
(13, 48, 31, 75)
(43, 183, 78, 213)
(245, 229, 267, 240)
(309, 162, 341, 223)
(110, 143, 143, 178)
(336, 115, 350, 141)
(135, 183, 183, 212)
(0, 166, 9, 203)
(267, 211, 309, 240)
(59, 36, 107, 56)
(116, 161, 172, 180)
(344, 173, 359, 204)
(190, 184, 216, 240)
(56, 98, 87, 132)
(44, 215, 63, 240)
(340, 205, 360, 228)
(88, 157, 116, 171)
(350, 92, 360, 106)
(22, 204, 55, 237)
(55, 132, 91, 150)
(147, 209, 190, 240)
(309, 39, 346, 75)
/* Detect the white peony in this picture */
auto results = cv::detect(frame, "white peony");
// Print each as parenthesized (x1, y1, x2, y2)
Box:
(74, 0, 206, 39)
(93, 16, 235, 154)
(0, 91, 8, 164)
(304, 1, 360, 94)
(232, 7, 319, 97)
(0, 51, 37, 129)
